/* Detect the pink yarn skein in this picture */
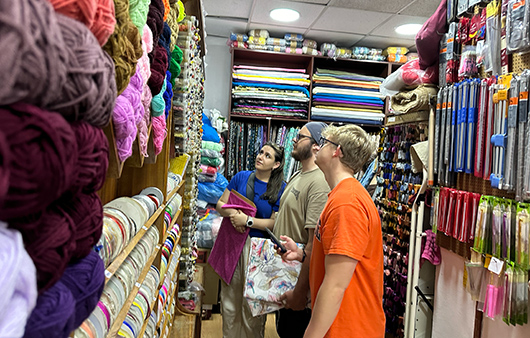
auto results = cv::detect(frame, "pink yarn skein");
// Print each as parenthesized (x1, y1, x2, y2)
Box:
(151, 115, 167, 155)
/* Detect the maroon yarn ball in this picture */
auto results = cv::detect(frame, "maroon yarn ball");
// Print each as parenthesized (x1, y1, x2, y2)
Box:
(9, 205, 77, 292)
(70, 122, 109, 193)
(0, 103, 78, 220)
(146, 0, 164, 48)
(58, 191, 103, 260)
(148, 45, 169, 95)
(0, 131, 10, 208)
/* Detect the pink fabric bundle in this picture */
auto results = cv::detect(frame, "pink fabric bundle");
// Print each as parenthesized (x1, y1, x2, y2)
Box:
(151, 115, 167, 155)
(47, 0, 116, 46)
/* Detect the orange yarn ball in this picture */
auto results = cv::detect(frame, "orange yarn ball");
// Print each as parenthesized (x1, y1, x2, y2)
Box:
(162, 0, 170, 21)
(48, 0, 116, 46)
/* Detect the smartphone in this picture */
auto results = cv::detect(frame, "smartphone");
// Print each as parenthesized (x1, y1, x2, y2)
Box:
(264, 228, 287, 253)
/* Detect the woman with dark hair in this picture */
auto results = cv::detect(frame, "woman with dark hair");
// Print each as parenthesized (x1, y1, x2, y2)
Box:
(216, 141, 287, 338)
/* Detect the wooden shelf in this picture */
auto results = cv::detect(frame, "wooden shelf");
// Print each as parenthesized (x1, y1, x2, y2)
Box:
(105, 242, 162, 338)
(124, 124, 152, 168)
(385, 111, 430, 126)
(166, 178, 185, 203)
(103, 121, 125, 179)
(104, 205, 165, 283)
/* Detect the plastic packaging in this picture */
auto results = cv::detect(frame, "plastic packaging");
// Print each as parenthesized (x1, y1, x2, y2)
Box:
(506, 0, 530, 53)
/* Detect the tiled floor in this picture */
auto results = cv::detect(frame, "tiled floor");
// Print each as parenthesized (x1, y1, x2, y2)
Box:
(200, 313, 279, 338)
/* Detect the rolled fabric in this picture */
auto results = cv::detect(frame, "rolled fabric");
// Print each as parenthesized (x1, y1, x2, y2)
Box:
(0, 103, 77, 220)
(23, 281, 76, 338)
(70, 122, 109, 193)
(9, 205, 77, 292)
(47, 0, 116, 46)
(0, 131, 10, 207)
(58, 192, 103, 260)
(0, 225, 38, 338)
(60, 251, 105, 328)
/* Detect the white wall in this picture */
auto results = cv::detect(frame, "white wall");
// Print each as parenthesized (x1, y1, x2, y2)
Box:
(204, 36, 231, 117)
(432, 248, 530, 338)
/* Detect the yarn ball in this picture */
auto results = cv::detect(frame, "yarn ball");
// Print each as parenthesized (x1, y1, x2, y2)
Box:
(58, 192, 103, 260)
(148, 45, 169, 95)
(143, 24, 154, 54)
(141, 83, 153, 124)
(129, 0, 150, 32)
(60, 251, 105, 328)
(0, 103, 77, 220)
(0, 225, 38, 338)
(113, 94, 137, 162)
(103, 0, 141, 95)
(146, 0, 164, 50)
(176, 0, 185, 21)
(163, 71, 173, 119)
(70, 122, 109, 193)
(159, 22, 172, 62)
(0, 131, 10, 207)
(152, 115, 167, 155)
(162, 0, 170, 21)
(53, 13, 117, 127)
(168, 47, 183, 86)
(48, 0, 116, 46)
(9, 204, 77, 292)
(138, 115, 149, 157)
(151, 74, 167, 117)
(166, 1, 181, 52)
(23, 280, 76, 338)
(0, 0, 68, 108)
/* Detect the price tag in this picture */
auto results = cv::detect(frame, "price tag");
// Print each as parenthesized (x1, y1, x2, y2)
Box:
(105, 270, 112, 278)
(135, 282, 142, 288)
(488, 257, 504, 275)
(388, 117, 396, 122)
(143, 226, 149, 231)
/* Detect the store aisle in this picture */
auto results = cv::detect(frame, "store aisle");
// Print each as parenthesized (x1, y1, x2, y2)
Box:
(201, 314, 279, 338)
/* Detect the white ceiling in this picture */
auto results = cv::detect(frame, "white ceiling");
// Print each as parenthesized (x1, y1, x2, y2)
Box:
(202, 0, 441, 51)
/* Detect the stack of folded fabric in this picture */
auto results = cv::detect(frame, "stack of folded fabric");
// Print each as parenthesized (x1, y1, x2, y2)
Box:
(311, 68, 386, 125)
(231, 65, 310, 119)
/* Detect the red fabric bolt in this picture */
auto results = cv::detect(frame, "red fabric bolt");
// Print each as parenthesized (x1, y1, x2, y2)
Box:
(58, 191, 103, 261)
(70, 122, 109, 193)
(148, 45, 169, 95)
(0, 103, 78, 220)
(9, 205, 77, 292)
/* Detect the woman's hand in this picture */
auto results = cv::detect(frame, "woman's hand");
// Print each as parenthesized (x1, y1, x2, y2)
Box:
(278, 236, 303, 262)
(229, 210, 247, 233)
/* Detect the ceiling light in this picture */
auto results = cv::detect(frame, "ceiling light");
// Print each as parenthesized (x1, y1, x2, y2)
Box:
(395, 23, 423, 36)
(270, 8, 300, 22)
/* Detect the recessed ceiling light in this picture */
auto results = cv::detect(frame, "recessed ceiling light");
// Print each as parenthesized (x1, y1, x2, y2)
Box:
(270, 8, 300, 22)
(395, 23, 423, 36)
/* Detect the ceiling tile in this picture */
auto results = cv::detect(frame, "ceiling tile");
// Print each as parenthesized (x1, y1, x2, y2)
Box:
(311, 7, 392, 34)
(202, 0, 253, 18)
(329, 0, 415, 14)
(286, 0, 331, 4)
(246, 23, 307, 38)
(399, 0, 441, 17)
(305, 29, 364, 47)
(205, 17, 248, 38)
(370, 14, 428, 38)
(250, 0, 326, 28)
(355, 35, 415, 49)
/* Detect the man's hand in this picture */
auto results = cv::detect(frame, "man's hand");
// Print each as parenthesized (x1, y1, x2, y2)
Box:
(279, 290, 307, 311)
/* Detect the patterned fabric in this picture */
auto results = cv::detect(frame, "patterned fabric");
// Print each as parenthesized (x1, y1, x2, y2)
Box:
(244, 238, 303, 316)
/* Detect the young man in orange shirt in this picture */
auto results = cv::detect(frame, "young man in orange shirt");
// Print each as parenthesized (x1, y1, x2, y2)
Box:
(281, 124, 385, 338)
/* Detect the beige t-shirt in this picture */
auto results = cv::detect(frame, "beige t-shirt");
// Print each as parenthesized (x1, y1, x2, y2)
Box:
(273, 168, 330, 244)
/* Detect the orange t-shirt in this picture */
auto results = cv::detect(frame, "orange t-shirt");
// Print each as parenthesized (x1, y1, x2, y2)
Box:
(310, 177, 385, 338)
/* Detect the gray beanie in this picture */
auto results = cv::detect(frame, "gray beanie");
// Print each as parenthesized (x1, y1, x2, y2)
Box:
(305, 122, 328, 143)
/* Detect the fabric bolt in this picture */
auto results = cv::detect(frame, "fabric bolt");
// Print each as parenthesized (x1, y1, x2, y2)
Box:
(48, 0, 116, 46)
(0, 103, 77, 220)
(0, 225, 38, 338)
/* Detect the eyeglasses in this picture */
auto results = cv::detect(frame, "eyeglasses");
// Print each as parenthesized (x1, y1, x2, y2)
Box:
(294, 133, 312, 143)
(319, 136, 339, 148)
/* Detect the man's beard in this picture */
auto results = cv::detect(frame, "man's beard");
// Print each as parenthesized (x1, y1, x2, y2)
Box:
(292, 143, 312, 162)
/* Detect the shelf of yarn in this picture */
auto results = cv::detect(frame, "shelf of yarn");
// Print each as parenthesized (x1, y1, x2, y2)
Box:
(124, 123, 153, 168)
(103, 120, 125, 179)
